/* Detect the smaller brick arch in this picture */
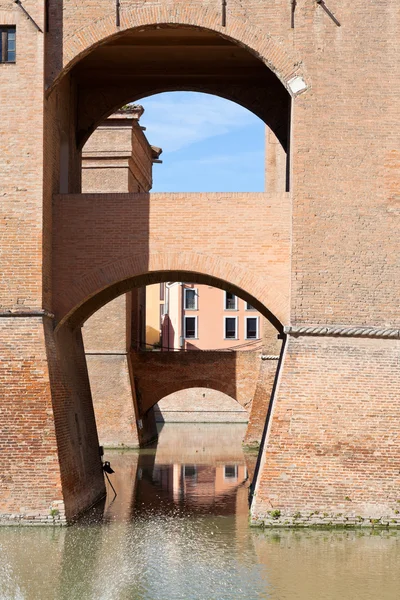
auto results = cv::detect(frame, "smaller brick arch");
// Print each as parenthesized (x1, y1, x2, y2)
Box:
(147, 381, 239, 414)
(130, 350, 262, 414)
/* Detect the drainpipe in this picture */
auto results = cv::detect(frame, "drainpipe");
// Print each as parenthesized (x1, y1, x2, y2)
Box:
(165, 282, 182, 351)
(180, 283, 185, 350)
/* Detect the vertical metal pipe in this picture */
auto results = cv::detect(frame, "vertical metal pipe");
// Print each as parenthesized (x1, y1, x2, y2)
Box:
(222, 0, 227, 27)
(116, 0, 121, 27)
(291, 0, 297, 29)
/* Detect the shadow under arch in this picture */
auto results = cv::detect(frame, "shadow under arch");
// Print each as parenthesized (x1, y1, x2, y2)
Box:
(57, 266, 285, 334)
(48, 7, 308, 152)
(77, 81, 290, 151)
(55, 5, 306, 90)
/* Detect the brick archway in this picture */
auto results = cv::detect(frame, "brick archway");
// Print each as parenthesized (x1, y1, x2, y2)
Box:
(59, 5, 307, 92)
(149, 381, 239, 413)
(55, 251, 288, 333)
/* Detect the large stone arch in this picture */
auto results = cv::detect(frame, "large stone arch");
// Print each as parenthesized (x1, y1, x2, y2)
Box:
(58, 5, 307, 91)
(55, 251, 288, 333)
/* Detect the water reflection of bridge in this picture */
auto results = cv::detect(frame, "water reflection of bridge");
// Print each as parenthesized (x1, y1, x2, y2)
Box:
(102, 423, 256, 522)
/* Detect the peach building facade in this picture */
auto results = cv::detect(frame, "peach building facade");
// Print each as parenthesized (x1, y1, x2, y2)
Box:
(162, 283, 264, 351)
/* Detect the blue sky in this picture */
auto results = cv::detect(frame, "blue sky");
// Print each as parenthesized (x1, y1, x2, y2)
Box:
(136, 92, 265, 193)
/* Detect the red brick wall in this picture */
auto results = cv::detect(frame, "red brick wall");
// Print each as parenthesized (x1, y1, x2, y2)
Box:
(0, 2, 45, 310)
(0, 317, 63, 521)
(252, 335, 400, 526)
(245, 358, 280, 446)
(52, 192, 291, 327)
(85, 355, 140, 447)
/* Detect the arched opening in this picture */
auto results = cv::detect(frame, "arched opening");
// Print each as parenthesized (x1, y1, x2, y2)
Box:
(71, 25, 291, 151)
(46, 20, 293, 523)
(48, 22, 293, 200)
(53, 268, 283, 519)
(154, 387, 248, 424)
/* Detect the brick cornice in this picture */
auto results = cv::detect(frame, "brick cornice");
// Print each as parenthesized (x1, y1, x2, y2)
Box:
(284, 325, 400, 339)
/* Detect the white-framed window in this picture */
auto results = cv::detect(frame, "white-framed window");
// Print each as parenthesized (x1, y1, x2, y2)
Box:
(224, 291, 237, 310)
(224, 316, 238, 339)
(0, 27, 16, 63)
(246, 302, 255, 310)
(245, 316, 259, 339)
(224, 465, 238, 481)
(184, 315, 198, 339)
(184, 287, 198, 310)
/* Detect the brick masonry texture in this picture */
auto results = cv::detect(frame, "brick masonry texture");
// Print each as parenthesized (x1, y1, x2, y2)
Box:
(252, 335, 400, 525)
(155, 389, 249, 424)
(0, 0, 399, 524)
(52, 192, 291, 328)
(129, 350, 277, 444)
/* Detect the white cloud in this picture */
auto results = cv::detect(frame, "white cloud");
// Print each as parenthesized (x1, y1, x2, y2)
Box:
(137, 92, 260, 153)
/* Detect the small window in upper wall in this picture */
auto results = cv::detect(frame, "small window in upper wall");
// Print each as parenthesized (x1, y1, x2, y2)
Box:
(0, 27, 16, 63)
(246, 302, 255, 310)
(245, 316, 259, 339)
(159, 282, 165, 301)
(224, 291, 237, 310)
(184, 288, 198, 310)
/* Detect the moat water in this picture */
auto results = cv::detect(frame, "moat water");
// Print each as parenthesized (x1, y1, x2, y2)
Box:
(1, 423, 399, 600)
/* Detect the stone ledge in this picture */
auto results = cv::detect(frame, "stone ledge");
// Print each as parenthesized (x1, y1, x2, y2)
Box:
(284, 325, 400, 339)
(0, 500, 67, 527)
(251, 511, 400, 529)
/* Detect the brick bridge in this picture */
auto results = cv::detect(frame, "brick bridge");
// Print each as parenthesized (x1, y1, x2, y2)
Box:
(1, 0, 399, 526)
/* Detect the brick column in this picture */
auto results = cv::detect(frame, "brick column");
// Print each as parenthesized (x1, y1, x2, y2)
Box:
(0, 315, 105, 523)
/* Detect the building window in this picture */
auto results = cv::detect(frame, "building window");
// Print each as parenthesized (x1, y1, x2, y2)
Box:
(224, 316, 237, 339)
(224, 291, 237, 310)
(184, 316, 197, 339)
(183, 465, 197, 485)
(159, 282, 165, 301)
(246, 302, 255, 310)
(184, 465, 197, 479)
(245, 316, 259, 339)
(0, 27, 16, 63)
(224, 465, 238, 481)
(184, 288, 198, 310)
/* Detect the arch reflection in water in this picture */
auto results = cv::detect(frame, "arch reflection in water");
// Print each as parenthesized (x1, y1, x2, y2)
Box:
(102, 423, 256, 522)
(0, 424, 399, 600)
